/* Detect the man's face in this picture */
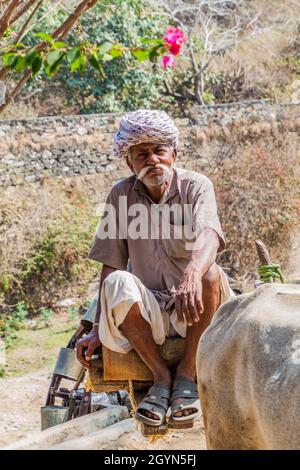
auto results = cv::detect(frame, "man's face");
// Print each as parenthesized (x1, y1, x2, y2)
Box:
(127, 142, 176, 188)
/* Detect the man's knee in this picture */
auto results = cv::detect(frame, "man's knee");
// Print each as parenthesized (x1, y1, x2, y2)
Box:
(202, 263, 220, 292)
(102, 269, 133, 288)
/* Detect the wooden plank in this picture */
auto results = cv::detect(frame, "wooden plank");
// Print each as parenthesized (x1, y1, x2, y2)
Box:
(103, 337, 186, 381)
(88, 357, 152, 392)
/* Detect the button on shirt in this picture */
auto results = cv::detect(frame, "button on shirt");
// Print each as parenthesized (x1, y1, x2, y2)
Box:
(88, 167, 225, 309)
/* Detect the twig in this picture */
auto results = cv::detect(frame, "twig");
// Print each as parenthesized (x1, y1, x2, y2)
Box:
(14, 0, 43, 44)
(0, 0, 98, 113)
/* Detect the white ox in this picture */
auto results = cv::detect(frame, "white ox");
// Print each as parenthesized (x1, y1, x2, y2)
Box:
(197, 283, 300, 450)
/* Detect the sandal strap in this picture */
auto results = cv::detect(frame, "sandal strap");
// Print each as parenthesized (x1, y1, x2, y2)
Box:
(138, 398, 169, 414)
(137, 384, 170, 415)
(146, 384, 170, 400)
(172, 378, 198, 391)
(171, 378, 198, 402)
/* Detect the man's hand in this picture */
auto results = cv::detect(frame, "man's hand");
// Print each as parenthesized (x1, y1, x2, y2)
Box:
(175, 266, 204, 326)
(76, 326, 101, 368)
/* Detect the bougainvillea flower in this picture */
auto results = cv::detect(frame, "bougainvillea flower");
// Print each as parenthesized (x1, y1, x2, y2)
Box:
(169, 42, 182, 56)
(162, 54, 176, 69)
(163, 27, 186, 56)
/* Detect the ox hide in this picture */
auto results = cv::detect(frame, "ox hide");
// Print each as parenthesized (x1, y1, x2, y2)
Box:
(197, 283, 300, 450)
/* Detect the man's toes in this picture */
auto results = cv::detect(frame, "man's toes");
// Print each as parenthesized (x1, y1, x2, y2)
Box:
(145, 410, 159, 420)
(173, 411, 183, 417)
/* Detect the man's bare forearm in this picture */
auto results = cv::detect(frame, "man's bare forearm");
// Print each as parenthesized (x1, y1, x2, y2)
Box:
(93, 264, 117, 325)
(185, 228, 220, 278)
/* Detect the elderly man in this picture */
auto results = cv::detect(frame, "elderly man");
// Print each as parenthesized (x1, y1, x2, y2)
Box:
(76, 109, 233, 428)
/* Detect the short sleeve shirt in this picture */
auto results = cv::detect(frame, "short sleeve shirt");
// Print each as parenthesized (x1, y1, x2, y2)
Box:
(88, 167, 225, 301)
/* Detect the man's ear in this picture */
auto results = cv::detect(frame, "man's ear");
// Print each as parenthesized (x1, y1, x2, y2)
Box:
(172, 147, 177, 161)
(126, 155, 134, 172)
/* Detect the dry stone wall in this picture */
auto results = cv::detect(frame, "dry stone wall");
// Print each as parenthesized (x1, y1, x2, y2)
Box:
(1, 100, 299, 200)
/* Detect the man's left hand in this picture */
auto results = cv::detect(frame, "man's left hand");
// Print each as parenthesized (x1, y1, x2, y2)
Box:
(175, 266, 204, 326)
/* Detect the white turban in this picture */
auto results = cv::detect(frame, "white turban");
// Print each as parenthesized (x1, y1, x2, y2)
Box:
(113, 109, 179, 159)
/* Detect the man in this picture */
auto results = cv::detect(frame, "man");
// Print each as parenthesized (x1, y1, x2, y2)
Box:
(76, 109, 233, 428)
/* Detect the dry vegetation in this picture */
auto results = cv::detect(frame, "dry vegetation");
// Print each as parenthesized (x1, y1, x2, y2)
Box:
(215, 1, 300, 103)
(0, 177, 99, 318)
(211, 128, 300, 281)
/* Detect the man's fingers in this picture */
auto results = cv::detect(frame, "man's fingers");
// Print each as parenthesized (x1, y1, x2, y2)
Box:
(182, 294, 192, 326)
(188, 292, 200, 323)
(175, 294, 184, 323)
(76, 341, 90, 368)
(195, 293, 204, 315)
(85, 343, 97, 362)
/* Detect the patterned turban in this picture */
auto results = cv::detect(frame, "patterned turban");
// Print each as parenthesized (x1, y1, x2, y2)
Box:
(113, 109, 179, 159)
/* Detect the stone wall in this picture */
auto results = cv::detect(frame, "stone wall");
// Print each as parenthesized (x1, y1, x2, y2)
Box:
(1, 100, 299, 198)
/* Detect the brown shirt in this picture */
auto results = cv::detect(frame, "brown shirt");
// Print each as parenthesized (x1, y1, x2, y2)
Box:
(88, 167, 225, 309)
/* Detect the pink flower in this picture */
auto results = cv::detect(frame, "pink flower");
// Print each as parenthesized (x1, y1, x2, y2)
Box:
(162, 54, 176, 69)
(11, 31, 17, 38)
(163, 27, 186, 56)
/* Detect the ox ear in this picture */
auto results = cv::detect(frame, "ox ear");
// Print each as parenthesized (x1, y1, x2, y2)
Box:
(255, 240, 271, 265)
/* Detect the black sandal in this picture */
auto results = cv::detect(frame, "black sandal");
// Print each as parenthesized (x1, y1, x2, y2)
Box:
(135, 383, 170, 427)
(169, 378, 200, 426)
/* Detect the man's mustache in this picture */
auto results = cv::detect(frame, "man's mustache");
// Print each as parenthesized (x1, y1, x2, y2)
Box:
(137, 163, 172, 181)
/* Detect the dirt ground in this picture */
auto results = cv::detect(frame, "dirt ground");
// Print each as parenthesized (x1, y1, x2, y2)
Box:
(0, 367, 207, 450)
(0, 308, 206, 450)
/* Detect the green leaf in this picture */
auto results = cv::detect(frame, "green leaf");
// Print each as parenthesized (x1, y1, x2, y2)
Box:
(149, 45, 164, 61)
(99, 41, 113, 55)
(102, 53, 113, 62)
(35, 32, 53, 44)
(3, 53, 17, 66)
(69, 51, 86, 73)
(25, 50, 38, 66)
(53, 41, 66, 49)
(45, 51, 65, 76)
(14, 56, 27, 72)
(31, 55, 43, 75)
(46, 50, 63, 67)
(109, 45, 123, 58)
(141, 38, 164, 46)
(131, 49, 151, 62)
(13, 43, 26, 50)
(88, 52, 106, 77)
(67, 47, 81, 63)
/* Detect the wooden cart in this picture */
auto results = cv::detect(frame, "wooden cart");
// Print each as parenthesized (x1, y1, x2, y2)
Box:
(88, 337, 186, 436)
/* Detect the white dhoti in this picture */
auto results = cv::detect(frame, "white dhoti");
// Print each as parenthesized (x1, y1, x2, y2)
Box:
(98, 268, 234, 354)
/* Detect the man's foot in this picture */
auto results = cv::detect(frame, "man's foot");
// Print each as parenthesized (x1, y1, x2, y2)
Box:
(170, 377, 200, 422)
(135, 382, 171, 426)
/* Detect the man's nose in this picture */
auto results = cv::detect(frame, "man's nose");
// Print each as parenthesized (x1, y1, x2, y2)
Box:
(146, 152, 160, 165)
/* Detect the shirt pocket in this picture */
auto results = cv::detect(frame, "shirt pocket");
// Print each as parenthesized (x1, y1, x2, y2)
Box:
(162, 223, 196, 259)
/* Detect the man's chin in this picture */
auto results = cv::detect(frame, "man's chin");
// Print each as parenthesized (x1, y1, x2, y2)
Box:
(142, 174, 168, 188)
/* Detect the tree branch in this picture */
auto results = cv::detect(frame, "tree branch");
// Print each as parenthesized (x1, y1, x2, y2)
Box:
(14, 0, 43, 44)
(10, 0, 39, 25)
(0, 0, 98, 113)
(0, 0, 20, 38)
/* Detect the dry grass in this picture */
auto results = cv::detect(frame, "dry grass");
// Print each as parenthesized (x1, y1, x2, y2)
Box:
(209, 0, 300, 102)
(211, 130, 300, 278)
(0, 177, 99, 315)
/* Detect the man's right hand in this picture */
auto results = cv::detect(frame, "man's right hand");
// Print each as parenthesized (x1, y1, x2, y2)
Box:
(76, 326, 101, 368)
